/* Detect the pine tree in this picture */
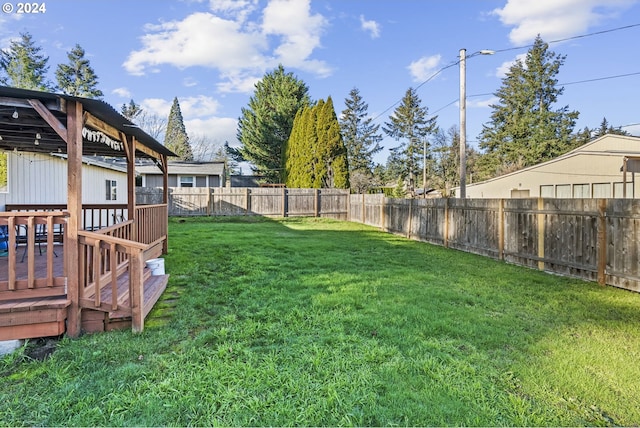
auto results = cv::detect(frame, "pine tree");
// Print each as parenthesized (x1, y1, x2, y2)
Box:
(0, 32, 52, 91)
(164, 97, 193, 161)
(55, 44, 103, 98)
(478, 36, 579, 177)
(383, 87, 438, 195)
(121, 99, 142, 121)
(236, 65, 310, 183)
(340, 88, 383, 175)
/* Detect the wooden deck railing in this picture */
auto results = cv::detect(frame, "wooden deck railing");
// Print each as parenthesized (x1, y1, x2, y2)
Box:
(0, 211, 68, 299)
(135, 204, 167, 245)
(6, 204, 128, 231)
(77, 229, 149, 332)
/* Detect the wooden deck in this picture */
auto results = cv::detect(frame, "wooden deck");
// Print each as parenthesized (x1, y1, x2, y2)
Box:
(0, 245, 168, 339)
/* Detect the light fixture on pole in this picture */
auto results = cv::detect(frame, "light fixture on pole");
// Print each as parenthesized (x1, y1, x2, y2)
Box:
(459, 48, 494, 198)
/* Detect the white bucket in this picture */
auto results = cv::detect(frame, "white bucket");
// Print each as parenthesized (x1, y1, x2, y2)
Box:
(146, 258, 165, 276)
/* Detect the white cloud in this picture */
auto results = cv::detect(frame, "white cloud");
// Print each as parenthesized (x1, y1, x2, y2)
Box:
(262, 0, 331, 76)
(112, 87, 132, 98)
(407, 54, 442, 82)
(185, 116, 238, 144)
(123, 12, 266, 76)
(183, 77, 199, 87)
(141, 95, 221, 118)
(359, 15, 380, 39)
(468, 96, 498, 109)
(124, 0, 331, 90)
(492, 0, 635, 45)
(209, 0, 259, 23)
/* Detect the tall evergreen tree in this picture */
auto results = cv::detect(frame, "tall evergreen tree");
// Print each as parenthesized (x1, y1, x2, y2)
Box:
(340, 88, 383, 175)
(315, 97, 349, 188)
(236, 65, 310, 183)
(284, 97, 349, 189)
(383, 87, 438, 195)
(55, 44, 103, 98)
(478, 36, 579, 177)
(164, 97, 193, 161)
(0, 32, 52, 91)
(284, 106, 314, 188)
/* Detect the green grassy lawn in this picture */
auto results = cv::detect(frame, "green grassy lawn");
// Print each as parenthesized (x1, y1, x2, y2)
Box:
(2, 216, 640, 426)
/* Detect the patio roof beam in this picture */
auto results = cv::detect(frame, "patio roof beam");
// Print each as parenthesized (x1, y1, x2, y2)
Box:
(28, 99, 68, 142)
(0, 96, 65, 112)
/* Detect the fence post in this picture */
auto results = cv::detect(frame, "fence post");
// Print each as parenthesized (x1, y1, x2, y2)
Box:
(361, 193, 366, 224)
(380, 196, 386, 231)
(597, 198, 607, 286)
(245, 188, 250, 215)
(315, 189, 320, 217)
(537, 197, 545, 271)
(498, 199, 505, 260)
(407, 198, 413, 239)
(444, 198, 449, 248)
(282, 187, 287, 218)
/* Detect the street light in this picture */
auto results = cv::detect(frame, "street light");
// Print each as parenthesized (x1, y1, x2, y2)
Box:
(459, 48, 494, 198)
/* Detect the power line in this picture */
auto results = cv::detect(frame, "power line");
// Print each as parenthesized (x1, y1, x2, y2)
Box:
(372, 22, 640, 126)
(493, 23, 640, 54)
(432, 71, 640, 115)
(561, 71, 640, 86)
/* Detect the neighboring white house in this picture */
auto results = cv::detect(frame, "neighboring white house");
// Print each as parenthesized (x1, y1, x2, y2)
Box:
(460, 134, 640, 199)
(0, 151, 127, 210)
(137, 161, 225, 188)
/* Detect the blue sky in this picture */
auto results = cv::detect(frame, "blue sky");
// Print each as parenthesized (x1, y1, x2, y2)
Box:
(1, 0, 639, 170)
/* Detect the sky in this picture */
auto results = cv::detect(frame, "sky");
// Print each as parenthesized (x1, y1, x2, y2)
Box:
(1, 0, 639, 172)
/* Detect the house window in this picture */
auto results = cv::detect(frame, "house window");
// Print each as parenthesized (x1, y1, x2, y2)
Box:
(106, 179, 117, 201)
(540, 185, 554, 198)
(614, 182, 634, 198)
(592, 183, 611, 198)
(179, 176, 195, 188)
(556, 184, 571, 198)
(573, 184, 590, 198)
(0, 151, 7, 193)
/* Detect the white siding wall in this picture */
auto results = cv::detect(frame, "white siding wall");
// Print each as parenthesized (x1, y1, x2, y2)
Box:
(3, 152, 126, 205)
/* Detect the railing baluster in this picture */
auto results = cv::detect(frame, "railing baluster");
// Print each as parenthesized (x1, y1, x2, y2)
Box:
(93, 239, 101, 308)
(110, 242, 118, 311)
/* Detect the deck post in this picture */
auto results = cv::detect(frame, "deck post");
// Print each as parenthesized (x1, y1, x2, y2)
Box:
(66, 100, 83, 337)
(161, 154, 169, 254)
(130, 249, 145, 333)
(125, 135, 137, 239)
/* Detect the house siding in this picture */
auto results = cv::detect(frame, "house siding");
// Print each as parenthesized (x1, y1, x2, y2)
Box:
(464, 135, 640, 199)
(3, 152, 127, 205)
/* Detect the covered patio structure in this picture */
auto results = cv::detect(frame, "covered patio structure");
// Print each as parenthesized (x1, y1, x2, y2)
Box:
(0, 86, 175, 339)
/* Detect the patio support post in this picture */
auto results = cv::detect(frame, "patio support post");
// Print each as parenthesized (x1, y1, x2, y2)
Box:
(161, 154, 169, 254)
(125, 135, 137, 238)
(66, 100, 83, 338)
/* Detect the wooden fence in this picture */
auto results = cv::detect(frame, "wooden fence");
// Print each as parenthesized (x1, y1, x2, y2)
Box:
(135, 187, 640, 293)
(349, 195, 640, 293)
(136, 187, 350, 219)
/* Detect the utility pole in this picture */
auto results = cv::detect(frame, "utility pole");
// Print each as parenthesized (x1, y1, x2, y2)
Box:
(459, 48, 494, 199)
(422, 137, 427, 198)
(459, 48, 467, 199)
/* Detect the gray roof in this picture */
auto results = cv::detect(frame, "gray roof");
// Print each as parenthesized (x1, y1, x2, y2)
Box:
(137, 161, 225, 176)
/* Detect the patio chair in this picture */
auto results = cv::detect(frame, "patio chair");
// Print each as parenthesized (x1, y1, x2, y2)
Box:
(0, 225, 8, 256)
